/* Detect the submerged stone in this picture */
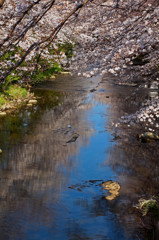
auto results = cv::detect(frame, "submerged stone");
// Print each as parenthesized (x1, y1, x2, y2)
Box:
(66, 133, 79, 143)
(68, 180, 103, 191)
(102, 180, 120, 201)
(90, 88, 96, 92)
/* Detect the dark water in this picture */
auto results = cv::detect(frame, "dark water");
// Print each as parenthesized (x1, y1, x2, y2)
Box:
(0, 74, 158, 240)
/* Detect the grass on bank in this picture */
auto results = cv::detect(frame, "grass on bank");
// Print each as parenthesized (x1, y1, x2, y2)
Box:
(5, 85, 27, 99)
(0, 84, 28, 109)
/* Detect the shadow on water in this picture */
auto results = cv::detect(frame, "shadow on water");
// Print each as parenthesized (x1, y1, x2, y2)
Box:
(0, 74, 157, 240)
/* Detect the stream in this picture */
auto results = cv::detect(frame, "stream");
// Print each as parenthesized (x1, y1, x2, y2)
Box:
(0, 74, 157, 240)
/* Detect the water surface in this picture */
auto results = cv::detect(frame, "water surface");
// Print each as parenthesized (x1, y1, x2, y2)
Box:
(0, 74, 154, 240)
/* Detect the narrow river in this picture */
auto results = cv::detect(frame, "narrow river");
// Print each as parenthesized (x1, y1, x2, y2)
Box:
(0, 74, 156, 240)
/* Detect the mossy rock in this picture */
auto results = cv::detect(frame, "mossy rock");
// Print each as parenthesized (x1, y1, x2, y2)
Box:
(137, 198, 159, 217)
(137, 132, 159, 142)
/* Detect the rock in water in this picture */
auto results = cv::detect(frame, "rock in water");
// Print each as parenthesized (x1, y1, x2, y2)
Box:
(50, 75, 55, 79)
(102, 180, 120, 201)
(66, 133, 79, 143)
(90, 88, 96, 92)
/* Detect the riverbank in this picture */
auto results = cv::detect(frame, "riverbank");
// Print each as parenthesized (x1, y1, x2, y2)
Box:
(0, 84, 38, 116)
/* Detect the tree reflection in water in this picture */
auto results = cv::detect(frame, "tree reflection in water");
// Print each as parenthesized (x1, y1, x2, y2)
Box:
(0, 75, 154, 240)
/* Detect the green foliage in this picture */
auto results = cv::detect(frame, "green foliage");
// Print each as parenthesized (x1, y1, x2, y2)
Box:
(48, 47, 56, 55)
(0, 50, 15, 62)
(37, 57, 51, 68)
(0, 46, 24, 62)
(57, 41, 74, 59)
(5, 85, 27, 99)
(50, 62, 63, 73)
(6, 73, 20, 83)
(48, 41, 74, 59)
(59, 42, 74, 58)
(31, 62, 62, 84)
(0, 95, 7, 108)
(3, 72, 20, 89)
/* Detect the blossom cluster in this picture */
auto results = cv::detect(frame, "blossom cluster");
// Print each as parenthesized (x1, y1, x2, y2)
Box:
(0, 0, 159, 83)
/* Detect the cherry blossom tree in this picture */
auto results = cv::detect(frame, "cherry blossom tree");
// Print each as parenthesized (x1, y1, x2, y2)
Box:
(0, 0, 159, 85)
(0, 0, 90, 84)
